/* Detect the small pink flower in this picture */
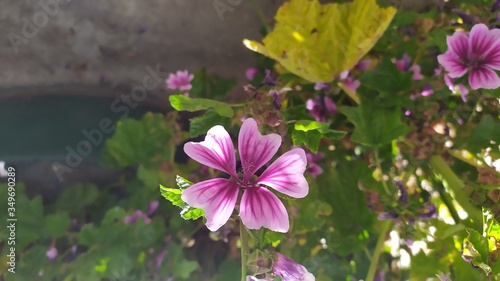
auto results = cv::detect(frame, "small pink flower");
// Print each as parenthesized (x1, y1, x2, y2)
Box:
(394, 54, 423, 80)
(314, 82, 330, 91)
(273, 253, 315, 281)
(124, 210, 151, 225)
(246, 67, 260, 80)
(166, 70, 194, 91)
(306, 96, 337, 122)
(182, 118, 309, 232)
(438, 24, 500, 90)
(46, 245, 58, 261)
(306, 152, 324, 178)
(444, 75, 469, 102)
(339, 70, 361, 92)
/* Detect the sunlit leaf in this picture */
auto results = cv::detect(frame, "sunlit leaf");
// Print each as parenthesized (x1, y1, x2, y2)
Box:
(243, 0, 396, 82)
(169, 94, 234, 118)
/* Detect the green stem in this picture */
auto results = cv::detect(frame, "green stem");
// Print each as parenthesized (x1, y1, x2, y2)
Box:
(240, 221, 249, 281)
(436, 182, 461, 225)
(374, 149, 391, 195)
(251, 0, 271, 33)
(428, 155, 482, 230)
(365, 220, 391, 281)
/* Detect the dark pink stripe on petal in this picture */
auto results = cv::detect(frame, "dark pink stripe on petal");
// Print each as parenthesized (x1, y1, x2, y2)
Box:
(437, 52, 468, 78)
(238, 118, 281, 178)
(446, 32, 469, 60)
(181, 178, 239, 231)
(469, 24, 497, 56)
(257, 148, 309, 198)
(239, 187, 289, 232)
(469, 67, 500, 90)
(184, 125, 237, 177)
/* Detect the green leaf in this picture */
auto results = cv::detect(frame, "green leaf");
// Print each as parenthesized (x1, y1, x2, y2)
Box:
(244, 0, 396, 82)
(467, 115, 500, 154)
(160, 176, 204, 220)
(44, 212, 71, 239)
(169, 95, 234, 118)
(316, 161, 375, 255)
(102, 113, 172, 168)
(340, 100, 410, 147)
(189, 110, 231, 137)
(191, 68, 236, 99)
(463, 228, 491, 275)
(55, 183, 99, 214)
(292, 120, 346, 153)
(359, 58, 412, 94)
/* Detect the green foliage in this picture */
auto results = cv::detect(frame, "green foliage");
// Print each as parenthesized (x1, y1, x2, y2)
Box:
(189, 110, 231, 137)
(191, 68, 237, 99)
(340, 98, 410, 147)
(292, 120, 346, 153)
(159, 176, 204, 220)
(359, 59, 412, 94)
(102, 112, 173, 168)
(466, 115, 500, 154)
(169, 94, 234, 118)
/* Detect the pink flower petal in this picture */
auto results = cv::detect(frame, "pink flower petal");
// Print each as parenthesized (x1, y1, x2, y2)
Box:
(469, 24, 498, 57)
(469, 67, 500, 89)
(181, 178, 239, 231)
(482, 41, 500, 70)
(240, 186, 289, 232)
(257, 148, 309, 198)
(409, 65, 423, 80)
(446, 32, 469, 60)
(238, 118, 281, 179)
(184, 125, 237, 177)
(437, 52, 468, 78)
(457, 84, 469, 102)
(444, 74, 454, 91)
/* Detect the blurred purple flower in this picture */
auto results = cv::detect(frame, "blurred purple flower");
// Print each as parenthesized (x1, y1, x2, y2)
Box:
(452, 9, 477, 25)
(306, 96, 337, 122)
(273, 253, 315, 281)
(395, 54, 423, 80)
(246, 67, 260, 80)
(436, 272, 452, 281)
(314, 82, 330, 91)
(247, 277, 273, 281)
(437, 24, 500, 90)
(444, 75, 469, 102)
(149, 249, 167, 268)
(166, 70, 194, 91)
(124, 210, 151, 225)
(147, 200, 159, 216)
(137, 26, 148, 34)
(434, 66, 443, 76)
(395, 181, 408, 204)
(374, 270, 385, 281)
(419, 203, 437, 219)
(306, 152, 324, 178)
(262, 70, 276, 86)
(420, 83, 434, 97)
(493, 0, 500, 12)
(378, 212, 398, 220)
(355, 60, 372, 71)
(339, 70, 361, 92)
(46, 245, 58, 261)
(269, 90, 281, 110)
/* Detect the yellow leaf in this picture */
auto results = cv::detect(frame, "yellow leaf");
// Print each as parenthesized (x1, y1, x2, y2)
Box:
(243, 0, 396, 82)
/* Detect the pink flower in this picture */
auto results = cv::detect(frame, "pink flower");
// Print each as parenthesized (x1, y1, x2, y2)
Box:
(306, 96, 337, 122)
(46, 245, 58, 261)
(124, 210, 151, 225)
(339, 70, 361, 92)
(246, 67, 260, 80)
(247, 253, 315, 281)
(306, 152, 324, 177)
(166, 70, 194, 91)
(444, 75, 469, 102)
(437, 24, 500, 90)
(273, 253, 315, 281)
(314, 82, 330, 91)
(181, 118, 309, 232)
(394, 54, 423, 80)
